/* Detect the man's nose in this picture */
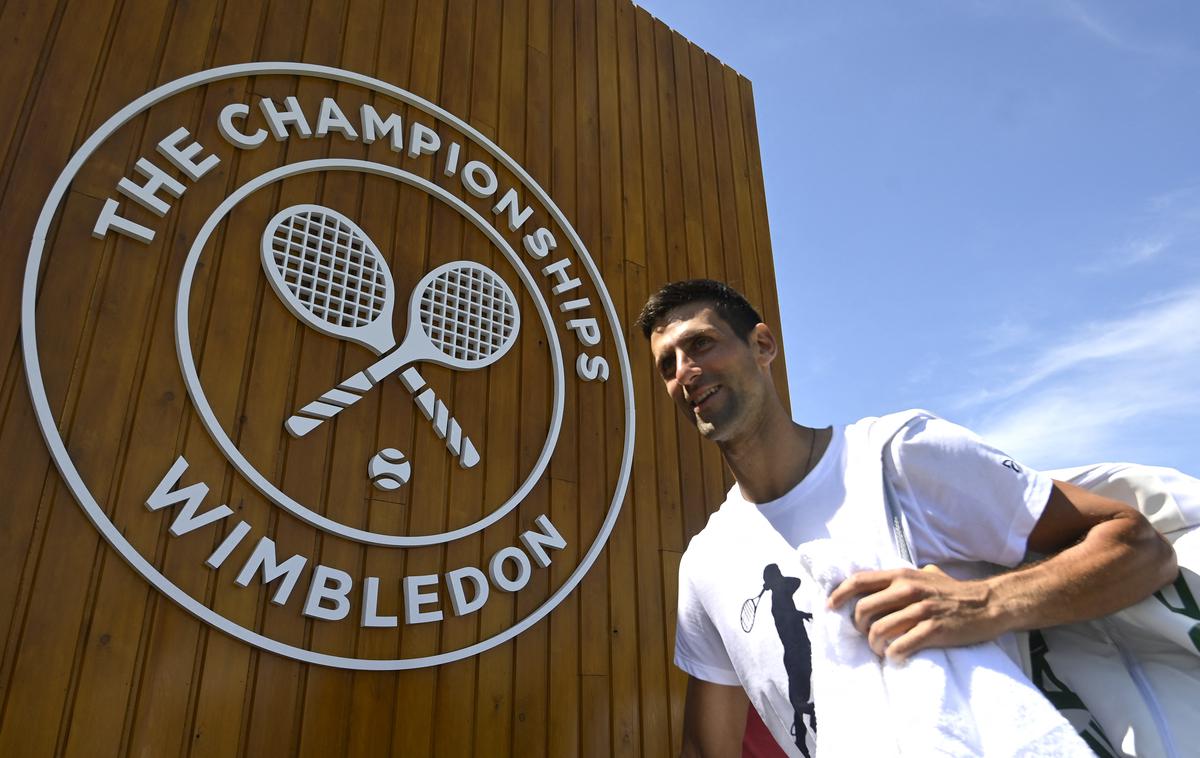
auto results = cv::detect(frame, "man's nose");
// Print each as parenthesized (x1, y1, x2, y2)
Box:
(674, 353, 701, 385)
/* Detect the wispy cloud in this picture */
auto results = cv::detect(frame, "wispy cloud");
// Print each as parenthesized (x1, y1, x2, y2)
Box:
(1055, 0, 1195, 60)
(973, 318, 1034, 357)
(1082, 186, 1200, 274)
(1059, 1, 1128, 50)
(959, 285, 1200, 467)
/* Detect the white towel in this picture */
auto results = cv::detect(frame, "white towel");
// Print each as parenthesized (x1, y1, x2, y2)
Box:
(797, 539, 1094, 757)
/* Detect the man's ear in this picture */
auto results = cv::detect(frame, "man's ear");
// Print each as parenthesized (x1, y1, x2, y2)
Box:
(750, 323, 777, 367)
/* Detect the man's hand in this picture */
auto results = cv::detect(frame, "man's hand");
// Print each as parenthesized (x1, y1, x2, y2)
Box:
(827, 565, 997, 662)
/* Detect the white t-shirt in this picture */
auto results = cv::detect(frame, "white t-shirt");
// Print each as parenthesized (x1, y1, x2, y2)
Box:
(673, 413, 1053, 757)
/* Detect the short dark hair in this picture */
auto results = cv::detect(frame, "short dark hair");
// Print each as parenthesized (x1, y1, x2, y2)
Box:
(635, 279, 763, 340)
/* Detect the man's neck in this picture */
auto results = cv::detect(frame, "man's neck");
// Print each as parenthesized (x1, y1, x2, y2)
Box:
(719, 412, 827, 504)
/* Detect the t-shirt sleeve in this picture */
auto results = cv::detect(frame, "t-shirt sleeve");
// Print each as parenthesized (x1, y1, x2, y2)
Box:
(673, 548, 741, 686)
(889, 415, 1053, 568)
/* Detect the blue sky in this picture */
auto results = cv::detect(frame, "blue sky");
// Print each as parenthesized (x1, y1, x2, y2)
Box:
(635, 0, 1199, 473)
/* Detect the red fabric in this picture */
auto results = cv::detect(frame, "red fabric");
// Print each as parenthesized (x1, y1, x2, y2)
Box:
(742, 703, 787, 757)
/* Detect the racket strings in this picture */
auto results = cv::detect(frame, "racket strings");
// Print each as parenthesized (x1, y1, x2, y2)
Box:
(419, 266, 517, 363)
(268, 210, 388, 329)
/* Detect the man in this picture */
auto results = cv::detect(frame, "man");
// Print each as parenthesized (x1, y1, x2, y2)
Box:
(635, 279, 1177, 757)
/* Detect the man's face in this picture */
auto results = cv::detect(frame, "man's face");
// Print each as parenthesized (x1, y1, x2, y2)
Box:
(647, 302, 772, 442)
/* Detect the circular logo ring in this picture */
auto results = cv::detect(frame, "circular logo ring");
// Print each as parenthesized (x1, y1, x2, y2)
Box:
(177, 158, 566, 547)
(22, 62, 636, 669)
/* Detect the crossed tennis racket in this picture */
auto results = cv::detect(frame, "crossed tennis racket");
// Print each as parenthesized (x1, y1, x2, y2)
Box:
(260, 204, 520, 470)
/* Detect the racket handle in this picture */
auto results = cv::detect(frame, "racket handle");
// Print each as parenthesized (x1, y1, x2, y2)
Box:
(398, 367, 480, 469)
(284, 369, 378, 437)
(285, 365, 481, 470)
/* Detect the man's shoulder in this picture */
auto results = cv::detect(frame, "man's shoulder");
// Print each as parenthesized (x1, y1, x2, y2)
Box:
(843, 408, 939, 452)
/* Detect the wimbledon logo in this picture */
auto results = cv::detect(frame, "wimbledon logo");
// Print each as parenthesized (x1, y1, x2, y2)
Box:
(22, 63, 634, 670)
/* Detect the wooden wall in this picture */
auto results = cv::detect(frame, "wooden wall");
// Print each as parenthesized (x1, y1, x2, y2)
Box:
(0, 0, 787, 756)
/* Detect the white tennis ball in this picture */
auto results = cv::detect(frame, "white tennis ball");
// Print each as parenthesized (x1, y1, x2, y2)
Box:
(369, 448, 411, 491)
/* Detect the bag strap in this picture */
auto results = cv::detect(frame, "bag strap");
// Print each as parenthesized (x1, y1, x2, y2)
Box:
(876, 411, 933, 565)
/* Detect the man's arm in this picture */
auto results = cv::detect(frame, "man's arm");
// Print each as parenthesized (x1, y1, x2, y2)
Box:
(680, 676, 749, 758)
(827, 480, 1178, 661)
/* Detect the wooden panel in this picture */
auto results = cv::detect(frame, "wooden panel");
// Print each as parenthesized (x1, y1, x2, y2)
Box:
(0, 1, 787, 756)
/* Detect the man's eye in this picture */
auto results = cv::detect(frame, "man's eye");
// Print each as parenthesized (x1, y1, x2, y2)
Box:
(694, 336, 711, 349)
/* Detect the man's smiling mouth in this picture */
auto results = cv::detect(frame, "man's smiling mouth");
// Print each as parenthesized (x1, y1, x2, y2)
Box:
(690, 385, 721, 411)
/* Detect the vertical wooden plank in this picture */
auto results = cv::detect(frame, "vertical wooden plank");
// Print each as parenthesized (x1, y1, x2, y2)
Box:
(720, 65, 764, 314)
(668, 32, 707, 281)
(594, 0, 640, 756)
(686, 43, 727, 287)
(738, 76, 790, 409)
(570, 2, 611, 756)
(703, 52, 745, 295)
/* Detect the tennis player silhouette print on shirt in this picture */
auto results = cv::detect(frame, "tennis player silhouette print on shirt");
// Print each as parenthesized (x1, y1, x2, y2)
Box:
(743, 563, 816, 758)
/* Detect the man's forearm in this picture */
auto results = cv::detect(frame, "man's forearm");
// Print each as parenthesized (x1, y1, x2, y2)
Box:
(986, 509, 1176, 634)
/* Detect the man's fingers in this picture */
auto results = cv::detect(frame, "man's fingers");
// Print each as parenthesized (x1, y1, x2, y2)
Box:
(865, 602, 931, 656)
(827, 569, 908, 610)
(848, 576, 930, 635)
(884, 619, 937, 662)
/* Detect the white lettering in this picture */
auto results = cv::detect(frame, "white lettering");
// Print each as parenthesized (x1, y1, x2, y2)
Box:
(519, 515, 566, 569)
(117, 157, 185, 217)
(218, 103, 268, 149)
(542, 258, 581, 295)
(359, 103, 403, 151)
(259, 96, 313, 140)
(361, 576, 398, 627)
(145, 456, 233, 537)
(235, 537, 307, 605)
(559, 297, 591, 312)
(462, 160, 499, 198)
(522, 227, 557, 259)
(443, 141, 461, 175)
(315, 97, 359, 140)
(489, 546, 532, 593)
(303, 564, 353, 621)
(492, 187, 534, 231)
(156, 127, 219, 181)
(92, 198, 155, 243)
(407, 121, 441, 158)
(446, 566, 489, 616)
(403, 574, 443, 624)
(205, 520, 252, 569)
(576, 353, 610, 382)
(566, 317, 602, 347)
